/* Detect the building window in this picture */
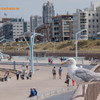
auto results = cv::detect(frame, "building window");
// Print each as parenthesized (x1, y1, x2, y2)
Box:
(88, 14, 91, 16)
(92, 14, 95, 16)
(93, 25, 95, 28)
(93, 31, 95, 34)
(96, 13, 99, 16)
(97, 25, 99, 28)
(64, 21, 70, 25)
(96, 19, 99, 22)
(92, 19, 95, 22)
(88, 25, 91, 28)
(89, 19, 91, 22)
(64, 26, 69, 30)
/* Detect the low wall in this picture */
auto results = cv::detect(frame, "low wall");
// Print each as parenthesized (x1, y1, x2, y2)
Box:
(2, 51, 100, 59)
(24, 86, 76, 100)
(84, 64, 100, 100)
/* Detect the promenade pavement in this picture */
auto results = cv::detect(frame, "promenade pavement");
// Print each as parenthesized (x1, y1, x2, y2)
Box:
(0, 58, 91, 100)
(0, 63, 75, 100)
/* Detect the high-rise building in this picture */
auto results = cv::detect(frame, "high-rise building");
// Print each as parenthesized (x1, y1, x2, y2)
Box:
(43, 0, 55, 24)
(52, 15, 73, 42)
(30, 15, 42, 32)
(73, 1, 100, 40)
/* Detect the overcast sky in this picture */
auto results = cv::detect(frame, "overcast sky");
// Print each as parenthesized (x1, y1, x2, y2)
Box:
(0, 0, 99, 21)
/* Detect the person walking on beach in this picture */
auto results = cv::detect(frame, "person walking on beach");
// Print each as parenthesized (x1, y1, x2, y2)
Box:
(16, 71, 19, 80)
(58, 67, 62, 79)
(28, 70, 32, 80)
(48, 58, 51, 64)
(52, 67, 56, 79)
(65, 73, 70, 86)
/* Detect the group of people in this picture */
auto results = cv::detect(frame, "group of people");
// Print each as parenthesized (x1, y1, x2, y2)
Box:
(52, 67, 62, 79)
(48, 58, 53, 64)
(65, 73, 75, 86)
(16, 70, 32, 80)
(29, 88, 37, 97)
(52, 67, 75, 86)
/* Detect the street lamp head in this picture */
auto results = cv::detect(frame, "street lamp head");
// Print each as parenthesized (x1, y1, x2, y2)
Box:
(22, 32, 33, 37)
(34, 33, 44, 37)
(97, 32, 100, 35)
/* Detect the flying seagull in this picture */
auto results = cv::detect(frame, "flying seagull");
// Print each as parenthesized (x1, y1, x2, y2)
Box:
(61, 58, 100, 97)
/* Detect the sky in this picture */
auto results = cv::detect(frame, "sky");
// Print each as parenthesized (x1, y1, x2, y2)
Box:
(0, 0, 99, 21)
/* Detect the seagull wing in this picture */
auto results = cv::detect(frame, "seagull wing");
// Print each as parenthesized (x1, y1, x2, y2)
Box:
(74, 67, 100, 82)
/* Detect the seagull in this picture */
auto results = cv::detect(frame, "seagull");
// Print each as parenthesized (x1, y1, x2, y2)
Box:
(61, 58, 100, 98)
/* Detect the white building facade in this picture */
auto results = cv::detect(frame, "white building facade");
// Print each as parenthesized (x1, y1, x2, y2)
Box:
(73, 1, 100, 40)
(10, 18, 30, 40)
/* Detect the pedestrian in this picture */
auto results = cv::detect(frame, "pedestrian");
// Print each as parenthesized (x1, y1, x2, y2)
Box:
(60, 57, 63, 62)
(33, 88, 37, 96)
(16, 71, 19, 80)
(29, 88, 35, 97)
(20, 70, 25, 80)
(72, 80, 75, 86)
(26, 64, 28, 69)
(48, 58, 51, 64)
(25, 70, 29, 79)
(50, 59, 53, 64)
(65, 73, 70, 86)
(52, 67, 56, 79)
(58, 67, 62, 79)
(28, 70, 32, 80)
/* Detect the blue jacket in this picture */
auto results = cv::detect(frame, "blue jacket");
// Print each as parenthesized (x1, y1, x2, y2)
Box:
(31, 90, 35, 96)
(34, 90, 37, 96)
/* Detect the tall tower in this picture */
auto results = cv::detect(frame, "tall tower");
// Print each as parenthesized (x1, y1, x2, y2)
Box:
(43, 0, 55, 24)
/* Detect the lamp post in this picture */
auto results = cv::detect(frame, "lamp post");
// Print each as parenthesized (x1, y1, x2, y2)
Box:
(23, 27, 43, 74)
(75, 29, 87, 63)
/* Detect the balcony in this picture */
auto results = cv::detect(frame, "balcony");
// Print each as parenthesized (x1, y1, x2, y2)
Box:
(54, 24, 59, 27)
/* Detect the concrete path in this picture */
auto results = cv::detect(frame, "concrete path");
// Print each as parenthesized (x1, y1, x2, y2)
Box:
(0, 64, 75, 100)
(43, 91, 74, 100)
(0, 58, 94, 100)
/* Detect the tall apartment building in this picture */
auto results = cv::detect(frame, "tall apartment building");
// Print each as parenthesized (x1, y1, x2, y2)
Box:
(3, 23, 13, 40)
(2, 18, 30, 41)
(0, 18, 14, 39)
(10, 18, 24, 40)
(30, 15, 42, 32)
(73, 1, 100, 40)
(35, 23, 51, 42)
(43, 0, 55, 24)
(52, 15, 73, 42)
